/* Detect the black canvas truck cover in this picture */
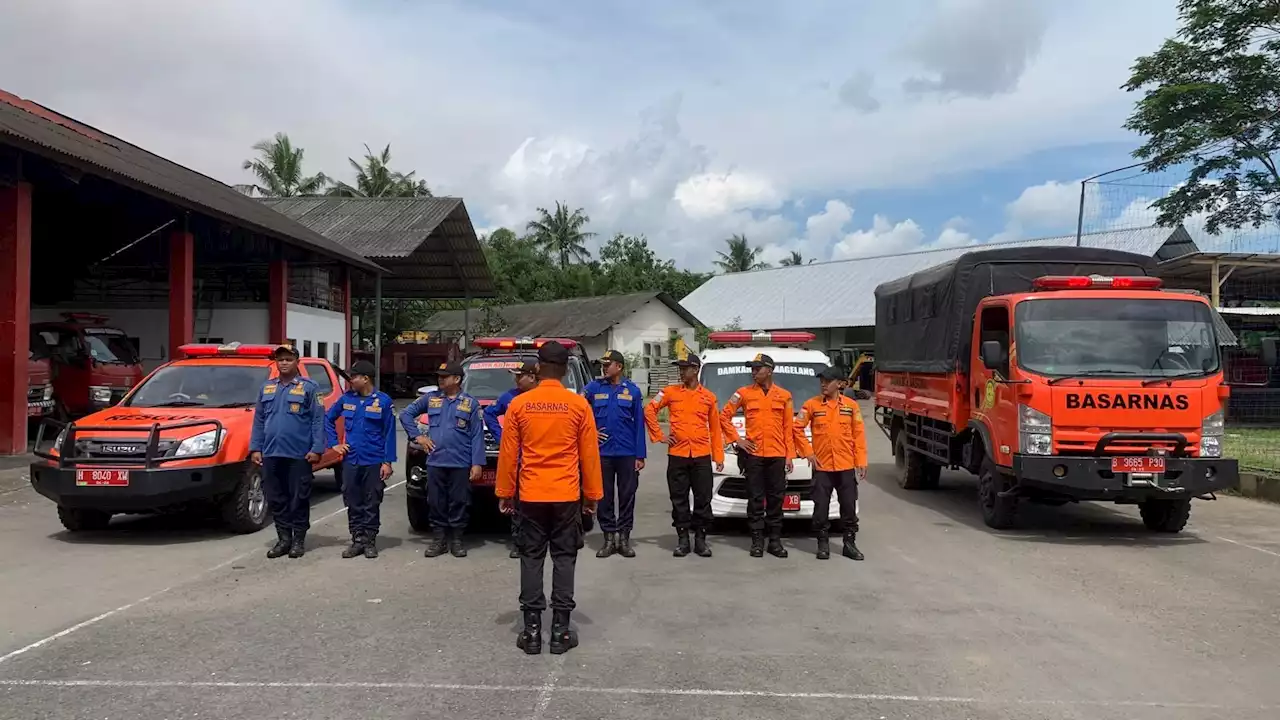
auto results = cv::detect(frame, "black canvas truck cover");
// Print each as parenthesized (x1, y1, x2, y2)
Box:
(874, 247, 1158, 374)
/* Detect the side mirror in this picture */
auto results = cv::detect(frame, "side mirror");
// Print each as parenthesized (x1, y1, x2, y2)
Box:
(1263, 338, 1279, 368)
(980, 340, 1006, 371)
(417, 385, 438, 395)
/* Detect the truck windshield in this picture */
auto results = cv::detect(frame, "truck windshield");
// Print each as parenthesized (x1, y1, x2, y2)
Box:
(83, 329, 139, 365)
(125, 365, 269, 408)
(1016, 298, 1220, 378)
(701, 362, 828, 410)
(462, 358, 532, 401)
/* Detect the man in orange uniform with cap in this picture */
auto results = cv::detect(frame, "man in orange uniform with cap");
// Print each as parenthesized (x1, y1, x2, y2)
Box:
(720, 352, 796, 558)
(496, 341, 603, 656)
(793, 366, 867, 561)
(644, 354, 724, 558)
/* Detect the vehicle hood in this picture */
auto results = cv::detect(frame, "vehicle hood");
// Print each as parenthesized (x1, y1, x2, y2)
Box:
(1049, 380, 1207, 431)
(91, 362, 144, 386)
(28, 358, 51, 386)
(71, 407, 254, 441)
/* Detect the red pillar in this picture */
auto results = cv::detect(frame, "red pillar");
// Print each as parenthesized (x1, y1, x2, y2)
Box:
(343, 268, 352, 367)
(0, 183, 32, 454)
(269, 259, 287, 344)
(168, 230, 194, 360)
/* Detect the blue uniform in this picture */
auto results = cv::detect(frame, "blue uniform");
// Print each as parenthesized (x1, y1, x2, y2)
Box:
(583, 377, 646, 535)
(249, 375, 325, 533)
(326, 390, 398, 536)
(398, 390, 485, 531)
(484, 388, 520, 446)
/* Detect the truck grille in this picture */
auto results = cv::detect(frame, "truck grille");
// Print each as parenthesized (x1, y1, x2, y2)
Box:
(717, 476, 815, 500)
(71, 438, 178, 460)
(1054, 432, 1199, 457)
(27, 386, 47, 403)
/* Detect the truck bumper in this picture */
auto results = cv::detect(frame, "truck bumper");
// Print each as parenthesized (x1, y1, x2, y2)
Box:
(1012, 454, 1239, 502)
(29, 461, 245, 512)
(403, 450, 498, 500)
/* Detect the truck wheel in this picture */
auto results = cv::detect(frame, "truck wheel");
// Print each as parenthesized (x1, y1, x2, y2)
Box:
(1139, 499, 1191, 533)
(221, 465, 271, 534)
(978, 458, 1018, 530)
(895, 433, 940, 490)
(57, 506, 111, 532)
(407, 496, 431, 533)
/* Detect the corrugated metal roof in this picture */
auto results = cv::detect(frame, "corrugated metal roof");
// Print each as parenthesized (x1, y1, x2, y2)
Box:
(424, 291, 702, 338)
(681, 226, 1199, 330)
(0, 89, 382, 273)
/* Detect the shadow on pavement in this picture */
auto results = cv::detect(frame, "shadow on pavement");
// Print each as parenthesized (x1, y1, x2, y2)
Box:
(866, 463, 1209, 548)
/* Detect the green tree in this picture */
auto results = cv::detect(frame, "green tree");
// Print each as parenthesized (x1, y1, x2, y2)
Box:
(328, 143, 433, 198)
(526, 202, 596, 268)
(236, 132, 328, 197)
(779, 250, 814, 266)
(481, 228, 565, 303)
(1123, 0, 1280, 233)
(714, 234, 769, 272)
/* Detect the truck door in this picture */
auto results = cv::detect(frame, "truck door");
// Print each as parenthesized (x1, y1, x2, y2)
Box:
(972, 302, 1016, 467)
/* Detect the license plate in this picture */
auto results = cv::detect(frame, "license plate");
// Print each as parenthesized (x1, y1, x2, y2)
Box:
(477, 468, 497, 486)
(26, 405, 43, 416)
(1111, 456, 1166, 474)
(782, 494, 801, 511)
(75, 469, 130, 487)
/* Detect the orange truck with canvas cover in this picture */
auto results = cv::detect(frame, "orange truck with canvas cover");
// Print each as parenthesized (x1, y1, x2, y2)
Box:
(873, 247, 1238, 532)
(29, 343, 347, 533)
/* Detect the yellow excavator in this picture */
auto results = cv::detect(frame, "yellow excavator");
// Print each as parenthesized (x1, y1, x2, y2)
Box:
(847, 350, 874, 399)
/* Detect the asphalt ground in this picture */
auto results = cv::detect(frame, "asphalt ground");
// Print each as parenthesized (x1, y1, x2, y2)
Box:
(1, 405, 1280, 719)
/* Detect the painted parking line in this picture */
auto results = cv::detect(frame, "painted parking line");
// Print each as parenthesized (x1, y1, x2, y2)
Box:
(1216, 535, 1280, 559)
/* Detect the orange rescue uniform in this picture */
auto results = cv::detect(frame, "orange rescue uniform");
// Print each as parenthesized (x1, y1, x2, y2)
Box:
(793, 395, 868, 472)
(719, 383, 796, 459)
(644, 384, 725, 464)
(496, 379, 604, 504)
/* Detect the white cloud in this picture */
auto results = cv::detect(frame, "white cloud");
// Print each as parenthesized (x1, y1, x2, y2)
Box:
(832, 216, 927, 259)
(1006, 179, 1085, 231)
(902, 0, 1052, 98)
(674, 171, 783, 219)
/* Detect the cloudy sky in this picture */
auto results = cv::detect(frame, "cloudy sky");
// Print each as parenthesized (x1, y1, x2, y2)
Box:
(0, 0, 1187, 269)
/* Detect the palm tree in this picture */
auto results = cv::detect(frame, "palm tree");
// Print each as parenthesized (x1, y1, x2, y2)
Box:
(780, 251, 805, 266)
(327, 143, 432, 198)
(236, 132, 328, 197)
(526, 202, 595, 268)
(714, 234, 769, 273)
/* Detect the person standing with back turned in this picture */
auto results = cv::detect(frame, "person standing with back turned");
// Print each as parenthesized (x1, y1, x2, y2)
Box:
(792, 365, 867, 561)
(719, 352, 795, 558)
(582, 350, 646, 559)
(496, 341, 603, 656)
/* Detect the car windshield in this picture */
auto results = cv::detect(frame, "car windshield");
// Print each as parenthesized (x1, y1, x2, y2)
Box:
(700, 361, 828, 410)
(83, 330, 139, 365)
(462, 357, 532, 401)
(1016, 298, 1220, 378)
(125, 364, 269, 408)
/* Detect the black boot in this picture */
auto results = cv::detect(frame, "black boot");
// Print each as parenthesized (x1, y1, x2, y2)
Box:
(595, 532, 617, 558)
(842, 530, 865, 561)
(363, 532, 379, 559)
(342, 532, 366, 559)
(693, 529, 712, 557)
(749, 531, 764, 557)
(449, 533, 468, 558)
(673, 529, 691, 557)
(549, 610, 578, 655)
(516, 611, 542, 655)
(267, 527, 291, 559)
(816, 530, 830, 560)
(288, 530, 306, 559)
(766, 535, 788, 558)
(617, 531, 636, 558)
(424, 530, 449, 558)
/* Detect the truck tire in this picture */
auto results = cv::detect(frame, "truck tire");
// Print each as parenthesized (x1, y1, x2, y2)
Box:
(1139, 499, 1191, 533)
(978, 457, 1018, 530)
(57, 506, 111, 532)
(221, 465, 271, 534)
(407, 496, 431, 533)
(895, 433, 940, 490)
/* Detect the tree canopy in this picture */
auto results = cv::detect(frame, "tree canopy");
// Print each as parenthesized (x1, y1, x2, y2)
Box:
(236, 133, 328, 198)
(715, 234, 770, 272)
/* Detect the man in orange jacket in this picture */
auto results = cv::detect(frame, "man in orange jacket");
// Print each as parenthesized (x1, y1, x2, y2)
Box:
(794, 366, 867, 561)
(644, 354, 724, 558)
(720, 353, 796, 558)
(496, 341, 603, 656)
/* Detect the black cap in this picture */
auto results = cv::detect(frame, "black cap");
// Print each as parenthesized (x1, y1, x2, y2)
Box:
(600, 349, 625, 365)
(818, 365, 844, 382)
(349, 360, 376, 378)
(437, 361, 464, 377)
(537, 341, 570, 365)
(509, 361, 537, 376)
(746, 353, 775, 369)
(673, 354, 701, 368)
(271, 343, 299, 359)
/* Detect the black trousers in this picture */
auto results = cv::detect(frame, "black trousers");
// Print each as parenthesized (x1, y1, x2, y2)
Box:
(518, 500, 582, 613)
(812, 469, 859, 534)
(667, 455, 713, 531)
(262, 457, 313, 532)
(341, 462, 386, 535)
(741, 453, 786, 536)
(427, 466, 471, 530)
(598, 455, 639, 533)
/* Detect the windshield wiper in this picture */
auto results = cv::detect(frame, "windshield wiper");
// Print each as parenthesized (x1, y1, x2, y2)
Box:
(149, 401, 207, 407)
(216, 401, 257, 408)
(1142, 371, 1211, 387)
(1047, 370, 1139, 385)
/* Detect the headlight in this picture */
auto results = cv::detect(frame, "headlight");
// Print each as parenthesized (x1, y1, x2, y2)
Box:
(42, 384, 53, 401)
(1200, 410, 1224, 458)
(409, 465, 427, 483)
(175, 429, 222, 458)
(1018, 404, 1052, 455)
(89, 385, 112, 405)
(53, 426, 68, 451)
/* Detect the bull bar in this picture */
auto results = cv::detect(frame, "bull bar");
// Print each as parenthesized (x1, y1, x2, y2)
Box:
(33, 417, 225, 468)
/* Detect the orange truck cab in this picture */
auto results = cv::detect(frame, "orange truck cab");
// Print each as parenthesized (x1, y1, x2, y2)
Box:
(29, 342, 347, 534)
(873, 247, 1238, 533)
(32, 313, 145, 418)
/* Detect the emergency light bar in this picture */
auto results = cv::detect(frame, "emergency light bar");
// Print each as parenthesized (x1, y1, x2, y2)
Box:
(178, 343, 280, 358)
(1032, 275, 1164, 291)
(706, 331, 816, 345)
(473, 337, 579, 350)
(60, 312, 110, 324)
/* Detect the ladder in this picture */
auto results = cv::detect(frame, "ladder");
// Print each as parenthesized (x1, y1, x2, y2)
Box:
(193, 279, 215, 342)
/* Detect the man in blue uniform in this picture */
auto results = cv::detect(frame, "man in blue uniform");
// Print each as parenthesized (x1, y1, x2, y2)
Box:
(582, 350, 646, 558)
(325, 360, 397, 559)
(250, 344, 325, 559)
(485, 361, 538, 558)
(399, 361, 484, 558)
